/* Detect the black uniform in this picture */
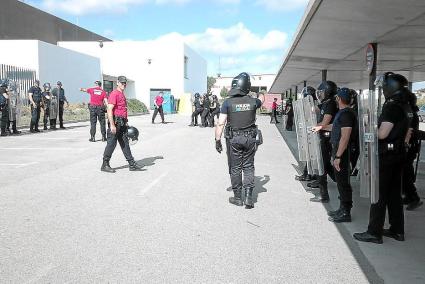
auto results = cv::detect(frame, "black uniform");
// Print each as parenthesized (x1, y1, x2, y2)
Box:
(285, 102, 294, 130)
(52, 87, 67, 128)
(367, 98, 409, 237)
(0, 87, 9, 136)
(221, 90, 262, 207)
(330, 107, 357, 213)
(191, 97, 203, 126)
(210, 100, 220, 126)
(42, 91, 56, 129)
(314, 98, 338, 201)
(29, 85, 43, 131)
(201, 96, 211, 127)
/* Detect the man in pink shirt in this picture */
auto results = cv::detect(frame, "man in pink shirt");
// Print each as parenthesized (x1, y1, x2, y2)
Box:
(152, 91, 167, 124)
(80, 80, 108, 142)
(101, 76, 143, 173)
(270, 98, 280, 124)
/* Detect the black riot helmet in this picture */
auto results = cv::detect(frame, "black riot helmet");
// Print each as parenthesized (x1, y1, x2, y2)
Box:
(194, 92, 200, 98)
(301, 86, 317, 100)
(317, 81, 337, 102)
(375, 72, 408, 99)
(127, 126, 139, 145)
(43, 82, 51, 91)
(0, 78, 8, 88)
(349, 89, 358, 108)
(406, 90, 419, 112)
(231, 72, 251, 94)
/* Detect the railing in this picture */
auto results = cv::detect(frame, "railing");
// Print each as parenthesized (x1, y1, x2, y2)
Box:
(0, 64, 37, 105)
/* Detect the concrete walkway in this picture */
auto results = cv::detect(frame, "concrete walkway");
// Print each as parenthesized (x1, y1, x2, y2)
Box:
(0, 114, 418, 283)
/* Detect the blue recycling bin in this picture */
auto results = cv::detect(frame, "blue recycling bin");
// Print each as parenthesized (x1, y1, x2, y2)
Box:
(162, 92, 175, 114)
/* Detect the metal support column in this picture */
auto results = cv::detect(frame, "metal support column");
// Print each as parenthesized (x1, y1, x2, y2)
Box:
(295, 86, 298, 100)
(321, 70, 327, 82)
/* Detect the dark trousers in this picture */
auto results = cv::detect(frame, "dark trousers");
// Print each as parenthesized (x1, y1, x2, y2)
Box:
(89, 105, 106, 137)
(1, 105, 9, 132)
(103, 123, 134, 162)
(191, 108, 203, 125)
(368, 154, 405, 236)
(350, 140, 360, 170)
(152, 106, 164, 123)
(286, 112, 294, 130)
(6, 120, 17, 131)
(270, 109, 279, 123)
(318, 137, 335, 194)
(201, 109, 210, 126)
(59, 102, 64, 127)
(226, 133, 257, 192)
(210, 108, 220, 126)
(30, 103, 41, 130)
(402, 151, 420, 203)
(333, 148, 352, 208)
(43, 107, 56, 129)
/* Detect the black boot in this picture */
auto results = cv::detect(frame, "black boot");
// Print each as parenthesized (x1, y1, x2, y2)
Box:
(89, 135, 96, 142)
(329, 207, 351, 223)
(102, 135, 107, 142)
(0, 128, 7, 136)
(229, 190, 243, 206)
(327, 206, 342, 217)
(129, 160, 144, 171)
(353, 232, 383, 244)
(101, 160, 115, 173)
(307, 180, 319, 188)
(245, 188, 254, 209)
(310, 187, 329, 203)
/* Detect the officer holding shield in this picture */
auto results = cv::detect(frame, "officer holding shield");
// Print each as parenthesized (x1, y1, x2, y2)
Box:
(310, 81, 338, 202)
(215, 72, 263, 209)
(354, 72, 410, 244)
(29, 80, 43, 133)
(6, 80, 21, 135)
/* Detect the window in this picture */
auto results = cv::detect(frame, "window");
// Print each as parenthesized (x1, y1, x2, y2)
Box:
(184, 56, 189, 79)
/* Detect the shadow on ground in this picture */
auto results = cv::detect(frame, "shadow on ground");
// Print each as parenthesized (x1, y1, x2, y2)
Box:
(225, 175, 270, 205)
(114, 156, 164, 171)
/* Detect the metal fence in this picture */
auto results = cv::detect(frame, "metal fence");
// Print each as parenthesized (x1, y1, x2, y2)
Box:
(0, 64, 37, 105)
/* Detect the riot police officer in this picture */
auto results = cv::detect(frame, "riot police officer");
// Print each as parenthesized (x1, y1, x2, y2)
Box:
(210, 94, 220, 126)
(200, 93, 210, 127)
(349, 89, 360, 174)
(52, 81, 69, 129)
(309, 81, 338, 202)
(5, 80, 21, 135)
(189, 93, 203, 126)
(0, 79, 9, 136)
(354, 72, 410, 244)
(215, 72, 263, 209)
(314, 88, 357, 222)
(295, 86, 317, 181)
(80, 81, 107, 142)
(42, 83, 53, 130)
(285, 98, 294, 130)
(28, 80, 43, 133)
(402, 90, 423, 211)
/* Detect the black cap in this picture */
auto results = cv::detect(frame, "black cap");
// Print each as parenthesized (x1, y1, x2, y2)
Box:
(95, 80, 102, 86)
(118, 76, 127, 83)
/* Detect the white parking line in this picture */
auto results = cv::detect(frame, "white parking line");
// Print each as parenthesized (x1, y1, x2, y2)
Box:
(0, 162, 39, 168)
(138, 171, 169, 196)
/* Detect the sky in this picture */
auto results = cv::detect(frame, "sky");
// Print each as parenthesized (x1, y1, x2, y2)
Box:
(23, 0, 309, 77)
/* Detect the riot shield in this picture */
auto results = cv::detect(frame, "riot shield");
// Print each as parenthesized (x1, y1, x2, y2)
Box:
(358, 90, 379, 204)
(294, 99, 309, 162)
(8, 81, 22, 126)
(50, 94, 59, 119)
(303, 96, 324, 176)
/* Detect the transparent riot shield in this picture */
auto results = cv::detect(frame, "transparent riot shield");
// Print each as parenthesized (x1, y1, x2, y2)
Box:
(50, 94, 59, 119)
(294, 100, 309, 162)
(358, 89, 379, 204)
(8, 81, 22, 126)
(303, 96, 324, 176)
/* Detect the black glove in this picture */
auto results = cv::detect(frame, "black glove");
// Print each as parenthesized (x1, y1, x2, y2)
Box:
(215, 139, 222, 153)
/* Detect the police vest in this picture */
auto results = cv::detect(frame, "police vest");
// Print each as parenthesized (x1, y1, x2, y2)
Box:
(378, 100, 409, 151)
(226, 95, 257, 130)
(194, 98, 202, 109)
(319, 98, 337, 124)
(30, 87, 43, 103)
(330, 107, 357, 146)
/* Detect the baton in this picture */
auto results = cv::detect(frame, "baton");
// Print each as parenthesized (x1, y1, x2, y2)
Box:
(414, 140, 421, 183)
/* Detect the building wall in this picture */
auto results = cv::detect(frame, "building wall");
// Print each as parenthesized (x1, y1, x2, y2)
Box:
(211, 74, 276, 97)
(0, 0, 110, 44)
(0, 40, 102, 103)
(184, 44, 207, 95)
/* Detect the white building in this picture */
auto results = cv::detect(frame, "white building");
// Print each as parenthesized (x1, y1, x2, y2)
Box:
(211, 74, 276, 97)
(60, 36, 207, 113)
(0, 40, 101, 103)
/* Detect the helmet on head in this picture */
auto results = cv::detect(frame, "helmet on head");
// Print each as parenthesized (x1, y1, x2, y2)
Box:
(194, 92, 200, 98)
(1, 78, 9, 88)
(127, 126, 139, 145)
(349, 89, 358, 107)
(43, 82, 51, 91)
(317, 81, 337, 102)
(301, 86, 317, 100)
(375, 72, 408, 99)
(231, 72, 251, 94)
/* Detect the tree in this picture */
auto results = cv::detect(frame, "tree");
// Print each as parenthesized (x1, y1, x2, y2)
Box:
(220, 87, 228, 98)
(207, 76, 216, 94)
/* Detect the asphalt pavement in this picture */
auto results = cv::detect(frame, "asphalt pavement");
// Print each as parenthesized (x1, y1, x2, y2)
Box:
(0, 114, 418, 283)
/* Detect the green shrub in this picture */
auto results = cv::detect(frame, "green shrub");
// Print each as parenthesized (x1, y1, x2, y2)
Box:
(127, 98, 148, 114)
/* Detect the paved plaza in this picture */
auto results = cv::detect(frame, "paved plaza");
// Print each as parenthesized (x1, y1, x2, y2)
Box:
(0, 114, 424, 283)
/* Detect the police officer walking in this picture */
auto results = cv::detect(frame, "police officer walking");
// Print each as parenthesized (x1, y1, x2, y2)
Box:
(314, 88, 357, 222)
(354, 73, 410, 244)
(201, 93, 211, 127)
(80, 81, 107, 142)
(209, 94, 220, 126)
(215, 72, 263, 209)
(101, 76, 144, 173)
(189, 93, 203, 127)
(52, 81, 69, 129)
(152, 91, 166, 124)
(29, 80, 43, 133)
(309, 81, 338, 202)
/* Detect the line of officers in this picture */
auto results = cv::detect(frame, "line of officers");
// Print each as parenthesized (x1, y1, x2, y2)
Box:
(295, 73, 423, 244)
(189, 93, 220, 128)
